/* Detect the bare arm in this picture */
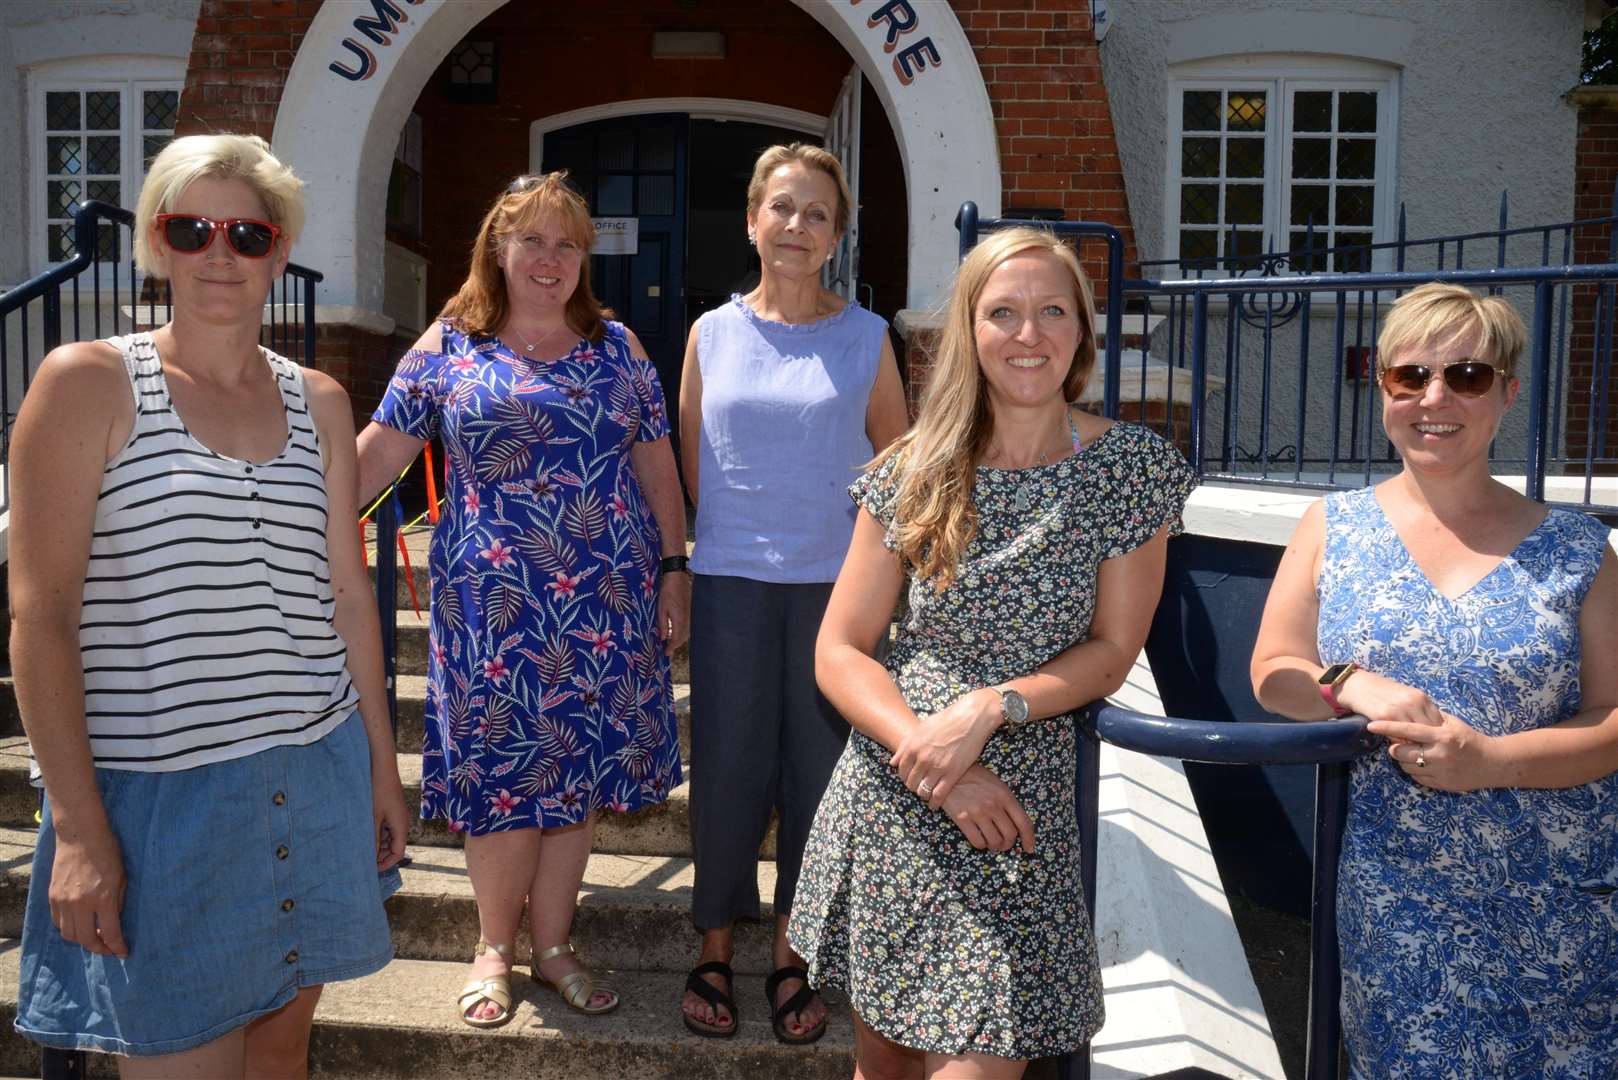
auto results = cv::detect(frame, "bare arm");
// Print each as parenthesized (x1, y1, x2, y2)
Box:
(815, 508, 1049, 852)
(307, 370, 408, 870)
(9, 341, 134, 956)
(625, 328, 691, 655)
(815, 509, 916, 748)
(864, 333, 908, 453)
(1250, 501, 1345, 719)
(676, 324, 702, 508)
(355, 321, 440, 507)
(889, 522, 1175, 808)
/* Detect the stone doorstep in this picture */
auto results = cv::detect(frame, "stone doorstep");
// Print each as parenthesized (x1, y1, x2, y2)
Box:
(0, 827, 783, 978)
(391, 675, 695, 761)
(0, 949, 855, 1080)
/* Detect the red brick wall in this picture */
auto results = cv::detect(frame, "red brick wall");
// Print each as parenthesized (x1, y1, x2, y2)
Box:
(174, 0, 319, 140)
(954, 0, 1137, 280)
(1570, 100, 1618, 473)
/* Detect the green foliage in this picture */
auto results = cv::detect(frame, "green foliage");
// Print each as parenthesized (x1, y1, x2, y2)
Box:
(1586, 12, 1618, 84)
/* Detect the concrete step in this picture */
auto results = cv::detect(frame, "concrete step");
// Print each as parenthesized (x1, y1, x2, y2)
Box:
(0, 740, 773, 863)
(392, 675, 694, 761)
(0, 946, 855, 1079)
(0, 826, 782, 976)
(396, 754, 776, 861)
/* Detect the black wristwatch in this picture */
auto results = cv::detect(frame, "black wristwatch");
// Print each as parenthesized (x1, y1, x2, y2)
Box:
(659, 555, 690, 574)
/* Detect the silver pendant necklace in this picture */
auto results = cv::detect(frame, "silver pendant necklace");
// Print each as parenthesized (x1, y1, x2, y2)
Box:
(1012, 449, 1052, 513)
(508, 323, 566, 355)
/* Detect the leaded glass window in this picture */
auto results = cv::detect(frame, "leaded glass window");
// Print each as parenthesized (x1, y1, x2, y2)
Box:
(37, 80, 180, 265)
(1169, 71, 1394, 274)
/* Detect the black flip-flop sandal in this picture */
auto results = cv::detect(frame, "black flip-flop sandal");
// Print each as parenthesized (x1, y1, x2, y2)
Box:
(683, 960, 738, 1039)
(764, 965, 827, 1045)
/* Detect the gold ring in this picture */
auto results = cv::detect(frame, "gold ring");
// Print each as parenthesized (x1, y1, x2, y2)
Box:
(918, 780, 935, 798)
(1415, 753, 1427, 768)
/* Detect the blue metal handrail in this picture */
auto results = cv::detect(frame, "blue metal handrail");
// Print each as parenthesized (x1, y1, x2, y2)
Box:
(0, 201, 324, 514)
(1061, 705, 1375, 1080)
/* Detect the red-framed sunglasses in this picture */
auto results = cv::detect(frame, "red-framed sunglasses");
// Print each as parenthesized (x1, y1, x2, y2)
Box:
(1380, 360, 1505, 399)
(154, 214, 282, 259)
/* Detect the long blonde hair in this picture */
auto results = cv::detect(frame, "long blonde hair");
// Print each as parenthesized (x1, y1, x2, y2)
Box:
(875, 227, 1097, 590)
(439, 172, 612, 342)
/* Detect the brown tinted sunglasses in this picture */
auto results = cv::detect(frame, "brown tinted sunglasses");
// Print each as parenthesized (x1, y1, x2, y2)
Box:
(1380, 360, 1505, 399)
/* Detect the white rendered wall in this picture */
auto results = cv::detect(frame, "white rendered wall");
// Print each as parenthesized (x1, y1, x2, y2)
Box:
(0, 0, 199, 287)
(1098, 0, 1584, 268)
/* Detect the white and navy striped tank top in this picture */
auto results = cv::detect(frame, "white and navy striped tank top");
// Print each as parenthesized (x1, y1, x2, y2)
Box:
(79, 333, 357, 770)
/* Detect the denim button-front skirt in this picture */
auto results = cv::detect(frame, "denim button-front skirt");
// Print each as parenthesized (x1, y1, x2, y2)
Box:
(14, 714, 401, 1056)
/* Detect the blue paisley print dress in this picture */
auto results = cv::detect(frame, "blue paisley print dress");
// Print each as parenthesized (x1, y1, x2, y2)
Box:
(788, 422, 1195, 1059)
(373, 321, 681, 834)
(1318, 488, 1618, 1079)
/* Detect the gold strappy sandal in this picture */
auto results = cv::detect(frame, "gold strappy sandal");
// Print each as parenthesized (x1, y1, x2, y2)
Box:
(457, 940, 515, 1029)
(531, 941, 620, 1016)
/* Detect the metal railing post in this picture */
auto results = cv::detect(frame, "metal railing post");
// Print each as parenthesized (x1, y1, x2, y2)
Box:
(1190, 292, 1209, 477)
(374, 492, 401, 736)
(1526, 281, 1554, 503)
(1304, 760, 1351, 1080)
(956, 202, 979, 260)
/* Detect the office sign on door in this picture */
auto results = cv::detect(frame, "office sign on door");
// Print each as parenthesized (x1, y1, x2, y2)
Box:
(593, 217, 639, 255)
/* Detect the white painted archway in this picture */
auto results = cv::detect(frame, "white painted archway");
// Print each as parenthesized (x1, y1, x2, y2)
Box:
(271, 0, 999, 317)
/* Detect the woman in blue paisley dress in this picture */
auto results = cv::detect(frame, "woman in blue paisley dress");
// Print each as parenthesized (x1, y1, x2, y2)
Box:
(788, 227, 1194, 1076)
(1252, 282, 1618, 1079)
(358, 173, 688, 1027)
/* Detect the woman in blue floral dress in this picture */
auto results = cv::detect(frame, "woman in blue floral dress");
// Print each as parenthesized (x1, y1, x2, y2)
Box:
(359, 174, 688, 1027)
(1252, 283, 1618, 1078)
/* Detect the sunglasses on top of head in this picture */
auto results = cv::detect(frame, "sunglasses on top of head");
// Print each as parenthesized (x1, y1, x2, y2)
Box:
(155, 214, 282, 259)
(1379, 360, 1505, 399)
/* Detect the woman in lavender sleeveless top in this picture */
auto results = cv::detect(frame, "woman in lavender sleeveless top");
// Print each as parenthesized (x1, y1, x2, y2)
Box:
(676, 144, 907, 1044)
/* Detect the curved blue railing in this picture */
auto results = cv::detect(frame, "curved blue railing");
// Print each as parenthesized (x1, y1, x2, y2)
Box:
(1061, 705, 1375, 1080)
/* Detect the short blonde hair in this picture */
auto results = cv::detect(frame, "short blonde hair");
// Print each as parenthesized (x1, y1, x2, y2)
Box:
(745, 143, 854, 236)
(134, 134, 304, 274)
(873, 227, 1097, 590)
(1376, 282, 1527, 379)
(439, 172, 611, 343)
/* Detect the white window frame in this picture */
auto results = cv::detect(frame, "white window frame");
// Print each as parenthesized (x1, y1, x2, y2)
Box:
(1165, 56, 1399, 274)
(27, 57, 185, 272)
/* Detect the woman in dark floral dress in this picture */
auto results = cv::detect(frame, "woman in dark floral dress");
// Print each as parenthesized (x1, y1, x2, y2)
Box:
(788, 227, 1194, 1075)
(359, 174, 688, 1027)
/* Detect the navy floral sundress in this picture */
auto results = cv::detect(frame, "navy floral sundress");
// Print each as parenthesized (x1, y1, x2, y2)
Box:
(1318, 488, 1618, 1079)
(374, 320, 681, 834)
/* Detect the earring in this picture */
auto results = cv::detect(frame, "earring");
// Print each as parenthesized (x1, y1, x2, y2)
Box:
(747, 231, 756, 246)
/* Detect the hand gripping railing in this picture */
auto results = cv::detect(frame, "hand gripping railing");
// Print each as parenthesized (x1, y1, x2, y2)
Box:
(1058, 705, 1376, 1080)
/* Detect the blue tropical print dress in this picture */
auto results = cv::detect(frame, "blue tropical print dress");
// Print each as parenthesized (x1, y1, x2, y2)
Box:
(1317, 487, 1618, 1080)
(373, 320, 681, 834)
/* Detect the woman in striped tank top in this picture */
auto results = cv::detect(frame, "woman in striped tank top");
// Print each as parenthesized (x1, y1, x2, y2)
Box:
(8, 134, 407, 1076)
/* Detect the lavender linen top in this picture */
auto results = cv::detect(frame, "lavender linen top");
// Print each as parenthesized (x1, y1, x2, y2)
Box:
(691, 294, 888, 583)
